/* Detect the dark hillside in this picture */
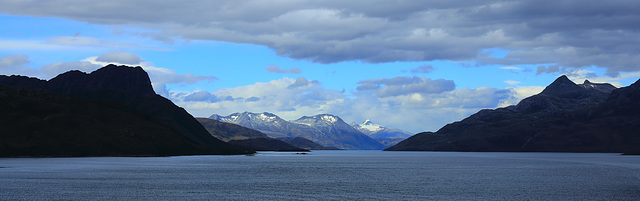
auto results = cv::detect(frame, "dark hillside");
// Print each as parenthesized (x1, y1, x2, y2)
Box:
(387, 76, 640, 154)
(0, 65, 252, 156)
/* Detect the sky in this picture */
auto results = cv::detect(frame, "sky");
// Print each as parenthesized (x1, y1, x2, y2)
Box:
(1, 0, 640, 133)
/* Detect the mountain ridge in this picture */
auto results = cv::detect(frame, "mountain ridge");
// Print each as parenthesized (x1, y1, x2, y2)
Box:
(211, 112, 385, 150)
(387, 75, 640, 154)
(351, 119, 413, 147)
(0, 64, 253, 156)
(196, 118, 307, 152)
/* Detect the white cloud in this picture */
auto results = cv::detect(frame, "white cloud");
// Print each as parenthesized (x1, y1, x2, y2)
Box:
(46, 36, 156, 50)
(0, 39, 68, 50)
(504, 80, 520, 85)
(0, 54, 38, 76)
(410, 65, 435, 74)
(96, 50, 142, 65)
(0, 54, 29, 68)
(498, 86, 545, 108)
(331, 86, 516, 133)
(112, 28, 176, 45)
(500, 66, 523, 70)
(173, 77, 346, 121)
(245, 96, 260, 102)
(48, 36, 114, 47)
(266, 65, 302, 74)
(41, 61, 102, 78)
(183, 91, 219, 102)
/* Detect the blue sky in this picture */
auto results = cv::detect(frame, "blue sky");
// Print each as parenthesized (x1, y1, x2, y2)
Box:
(2, 1, 640, 133)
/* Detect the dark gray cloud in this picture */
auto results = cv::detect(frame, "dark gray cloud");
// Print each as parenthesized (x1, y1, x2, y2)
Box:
(2, 1, 639, 72)
(96, 50, 142, 65)
(536, 65, 561, 75)
(357, 76, 455, 97)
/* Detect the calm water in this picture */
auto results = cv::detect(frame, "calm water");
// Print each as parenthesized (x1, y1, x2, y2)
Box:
(1, 151, 640, 200)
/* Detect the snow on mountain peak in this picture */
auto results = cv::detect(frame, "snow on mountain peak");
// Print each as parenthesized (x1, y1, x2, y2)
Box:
(230, 114, 239, 121)
(358, 119, 384, 132)
(258, 113, 277, 121)
(363, 119, 373, 125)
(321, 115, 338, 123)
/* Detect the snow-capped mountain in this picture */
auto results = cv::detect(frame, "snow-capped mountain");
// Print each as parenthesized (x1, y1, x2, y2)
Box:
(210, 112, 385, 150)
(355, 119, 384, 134)
(210, 112, 288, 134)
(293, 114, 352, 130)
(351, 119, 413, 147)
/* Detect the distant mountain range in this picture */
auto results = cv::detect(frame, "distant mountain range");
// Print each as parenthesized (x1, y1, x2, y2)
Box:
(210, 112, 386, 150)
(196, 118, 308, 152)
(351, 119, 413, 147)
(0, 64, 253, 157)
(387, 75, 640, 154)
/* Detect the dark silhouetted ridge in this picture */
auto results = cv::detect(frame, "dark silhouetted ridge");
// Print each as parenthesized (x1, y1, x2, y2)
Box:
(0, 65, 253, 157)
(580, 80, 617, 94)
(47, 65, 155, 95)
(388, 75, 640, 154)
(540, 75, 584, 96)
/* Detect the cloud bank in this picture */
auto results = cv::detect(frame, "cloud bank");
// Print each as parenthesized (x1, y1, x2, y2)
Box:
(2, 0, 639, 75)
(174, 74, 536, 133)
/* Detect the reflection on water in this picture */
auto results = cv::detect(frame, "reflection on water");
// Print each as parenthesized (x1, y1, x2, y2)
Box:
(1, 151, 640, 200)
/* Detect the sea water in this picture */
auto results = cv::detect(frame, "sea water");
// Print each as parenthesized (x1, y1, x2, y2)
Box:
(1, 151, 639, 200)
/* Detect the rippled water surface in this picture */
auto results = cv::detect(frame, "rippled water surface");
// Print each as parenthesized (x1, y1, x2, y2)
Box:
(2, 151, 640, 200)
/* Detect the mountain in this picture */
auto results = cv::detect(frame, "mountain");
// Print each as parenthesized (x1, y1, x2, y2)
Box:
(580, 80, 617, 93)
(387, 75, 640, 153)
(0, 64, 253, 157)
(196, 118, 306, 151)
(211, 112, 385, 150)
(351, 119, 413, 147)
(196, 118, 269, 141)
(292, 114, 386, 150)
(210, 112, 313, 139)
